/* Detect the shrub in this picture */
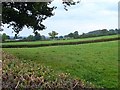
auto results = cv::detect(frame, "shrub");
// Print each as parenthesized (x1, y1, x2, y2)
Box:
(2, 51, 95, 89)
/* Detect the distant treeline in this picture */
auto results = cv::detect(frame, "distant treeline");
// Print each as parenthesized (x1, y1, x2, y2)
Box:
(1, 28, 120, 42)
(65, 29, 120, 39)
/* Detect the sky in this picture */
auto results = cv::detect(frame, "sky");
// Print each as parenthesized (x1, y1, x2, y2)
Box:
(1, 0, 119, 37)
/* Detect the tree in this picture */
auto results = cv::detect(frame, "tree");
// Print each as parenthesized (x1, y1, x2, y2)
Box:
(2, 1, 80, 36)
(59, 36, 64, 39)
(48, 31, 58, 39)
(100, 29, 108, 35)
(65, 31, 79, 39)
(2, 33, 10, 41)
(0, 34, 2, 42)
(68, 33, 74, 38)
(27, 35, 34, 41)
(34, 32, 41, 40)
(41, 35, 46, 40)
(2, 2, 55, 36)
(73, 31, 79, 38)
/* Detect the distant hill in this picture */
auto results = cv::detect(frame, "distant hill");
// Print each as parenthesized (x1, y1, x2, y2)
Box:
(80, 29, 120, 38)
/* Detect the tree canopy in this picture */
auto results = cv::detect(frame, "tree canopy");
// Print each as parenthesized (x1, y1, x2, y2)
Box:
(48, 31, 58, 39)
(1, 33, 10, 41)
(2, 2, 55, 34)
(2, 1, 80, 36)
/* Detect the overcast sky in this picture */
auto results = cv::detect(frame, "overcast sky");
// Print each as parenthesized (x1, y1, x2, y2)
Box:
(2, 0, 119, 36)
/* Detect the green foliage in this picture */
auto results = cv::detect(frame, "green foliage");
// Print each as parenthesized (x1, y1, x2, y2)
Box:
(59, 36, 64, 39)
(48, 31, 58, 39)
(79, 29, 120, 38)
(41, 35, 46, 40)
(34, 32, 41, 40)
(65, 29, 119, 39)
(26, 35, 34, 41)
(2, 37, 119, 48)
(3, 41, 118, 88)
(2, 2, 55, 34)
(2, 35, 118, 46)
(26, 32, 42, 41)
(74, 31, 79, 38)
(62, 0, 80, 11)
(0, 34, 2, 42)
(2, 1, 80, 35)
(1, 33, 10, 42)
(65, 31, 79, 39)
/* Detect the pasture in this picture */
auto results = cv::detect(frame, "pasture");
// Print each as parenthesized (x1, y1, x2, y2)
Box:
(3, 40, 118, 88)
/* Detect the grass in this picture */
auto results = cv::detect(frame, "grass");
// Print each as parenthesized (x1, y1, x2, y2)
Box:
(3, 40, 118, 88)
(3, 51, 91, 89)
(2, 35, 118, 46)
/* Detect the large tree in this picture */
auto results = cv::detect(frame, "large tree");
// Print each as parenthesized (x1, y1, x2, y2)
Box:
(2, 0, 80, 36)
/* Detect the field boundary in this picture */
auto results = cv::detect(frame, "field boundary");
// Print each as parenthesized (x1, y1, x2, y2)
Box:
(2, 37, 120, 48)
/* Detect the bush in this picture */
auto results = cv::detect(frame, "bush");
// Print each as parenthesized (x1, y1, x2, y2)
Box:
(2, 51, 95, 89)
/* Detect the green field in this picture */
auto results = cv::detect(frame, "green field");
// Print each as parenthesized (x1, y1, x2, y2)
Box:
(2, 35, 118, 46)
(3, 40, 118, 88)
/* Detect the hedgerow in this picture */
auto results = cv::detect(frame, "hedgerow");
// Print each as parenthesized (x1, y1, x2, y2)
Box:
(2, 51, 95, 90)
(2, 37, 119, 48)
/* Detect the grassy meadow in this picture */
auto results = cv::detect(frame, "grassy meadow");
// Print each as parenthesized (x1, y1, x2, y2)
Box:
(3, 40, 118, 88)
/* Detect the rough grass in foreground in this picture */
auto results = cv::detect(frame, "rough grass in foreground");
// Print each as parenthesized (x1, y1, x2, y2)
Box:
(3, 41, 118, 88)
(2, 51, 95, 89)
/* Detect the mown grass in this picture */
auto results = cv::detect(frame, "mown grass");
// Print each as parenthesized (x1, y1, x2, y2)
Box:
(2, 35, 118, 46)
(3, 40, 118, 88)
